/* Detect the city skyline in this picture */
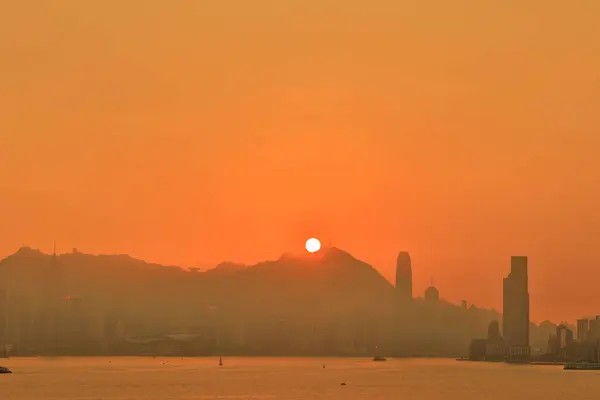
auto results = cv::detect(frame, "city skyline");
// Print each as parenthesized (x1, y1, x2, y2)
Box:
(1, 243, 591, 360)
(0, 243, 593, 326)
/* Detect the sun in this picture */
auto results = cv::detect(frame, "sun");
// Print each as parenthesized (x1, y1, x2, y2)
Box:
(305, 238, 321, 253)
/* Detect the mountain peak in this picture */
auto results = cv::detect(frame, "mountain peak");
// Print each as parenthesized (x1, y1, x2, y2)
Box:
(276, 246, 354, 263)
(15, 246, 43, 255)
(321, 246, 355, 261)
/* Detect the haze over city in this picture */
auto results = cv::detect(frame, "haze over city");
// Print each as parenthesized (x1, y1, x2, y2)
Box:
(2, 0, 600, 325)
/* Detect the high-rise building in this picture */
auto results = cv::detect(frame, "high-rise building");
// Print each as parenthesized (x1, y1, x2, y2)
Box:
(577, 319, 590, 342)
(395, 252, 412, 304)
(393, 252, 414, 355)
(589, 317, 600, 343)
(557, 324, 573, 349)
(488, 320, 501, 341)
(503, 256, 530, 359)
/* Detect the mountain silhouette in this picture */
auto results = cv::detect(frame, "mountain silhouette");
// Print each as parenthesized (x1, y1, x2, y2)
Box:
(225, 247, 395, 315)
(0, 246, 394, 319)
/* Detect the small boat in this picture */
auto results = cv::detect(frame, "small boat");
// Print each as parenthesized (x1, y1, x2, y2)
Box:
(564, 362, 600, 370)
(0, 366, 12, 374)
(372, 345, 386, 361)
(218, 356, 223, 366)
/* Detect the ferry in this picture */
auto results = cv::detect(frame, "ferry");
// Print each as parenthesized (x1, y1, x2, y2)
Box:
(0, 366, 12, 374)
(565, 345, 600, 370)
(564, 362, 600, 370)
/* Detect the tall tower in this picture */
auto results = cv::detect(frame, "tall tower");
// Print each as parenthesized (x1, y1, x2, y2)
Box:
(43, 241, 64, 305)
(577, 319, 590, 343)
(394, 252, 414, 356)
(395, 252, 413, 304)
(503, 256, 530, 359)
(38, 241, 66, 354)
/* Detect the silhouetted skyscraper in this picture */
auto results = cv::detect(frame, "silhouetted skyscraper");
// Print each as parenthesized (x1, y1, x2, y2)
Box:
(488, 320, 500, 340)
(589, 317, 600, 343)
(395, 252, 412, 304)
(557, 324, 573, 350)
(502, 256, 530, 359)
(577, 319, 590, 342)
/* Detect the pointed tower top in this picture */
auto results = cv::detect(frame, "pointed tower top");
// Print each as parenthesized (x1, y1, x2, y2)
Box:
(395, 251, 413, 301)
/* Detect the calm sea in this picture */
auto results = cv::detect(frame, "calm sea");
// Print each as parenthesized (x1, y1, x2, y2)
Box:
(1, 357, 599, 399)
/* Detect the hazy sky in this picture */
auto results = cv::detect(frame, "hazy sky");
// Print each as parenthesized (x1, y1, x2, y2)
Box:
(1, 1, 599, 322)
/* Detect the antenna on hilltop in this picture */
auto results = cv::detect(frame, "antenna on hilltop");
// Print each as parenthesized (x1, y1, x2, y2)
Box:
(53, 239, 56, 256)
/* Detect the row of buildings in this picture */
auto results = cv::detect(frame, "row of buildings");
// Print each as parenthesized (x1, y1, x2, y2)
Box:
(394, 252, 535, 358)
(544, 317, 600, 361)
(576, 317, 600, 344)
(467, 256, 600, 362)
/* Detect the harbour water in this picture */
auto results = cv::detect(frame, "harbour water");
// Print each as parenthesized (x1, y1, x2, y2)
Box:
(1, 357, 599, 399)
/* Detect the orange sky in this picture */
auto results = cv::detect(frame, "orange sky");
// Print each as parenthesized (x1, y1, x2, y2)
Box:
(1, 1, 599, 323)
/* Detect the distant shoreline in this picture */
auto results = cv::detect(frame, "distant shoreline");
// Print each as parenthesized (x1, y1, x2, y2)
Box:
(3, 354, 460, 359)
(2, 355, 568, 366)
(456, 358, 565, 366)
